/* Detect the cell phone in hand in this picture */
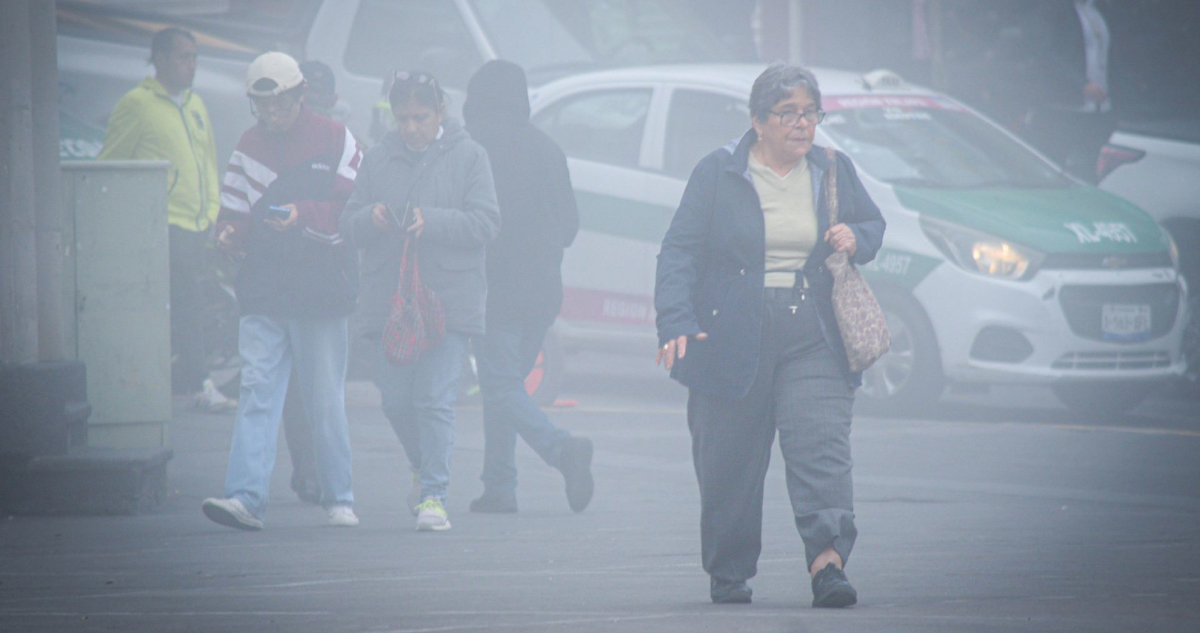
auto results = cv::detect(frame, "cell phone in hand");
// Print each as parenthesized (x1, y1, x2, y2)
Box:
(387, 203, 413, 231)
(267, 205, 292, 220)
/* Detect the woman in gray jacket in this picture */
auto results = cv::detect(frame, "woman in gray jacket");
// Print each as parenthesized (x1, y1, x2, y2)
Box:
(341, 71, 499, 532)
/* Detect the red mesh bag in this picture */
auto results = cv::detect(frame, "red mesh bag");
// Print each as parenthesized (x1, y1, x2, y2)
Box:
(382, 236, 444, 365)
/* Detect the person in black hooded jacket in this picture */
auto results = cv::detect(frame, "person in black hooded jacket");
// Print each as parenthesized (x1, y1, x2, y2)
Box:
(463, 60, 594, 514)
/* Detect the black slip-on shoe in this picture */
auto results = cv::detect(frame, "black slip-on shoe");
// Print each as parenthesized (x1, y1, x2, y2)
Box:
(468, 492, 518, 514)
(811, 563, 857, 608)
(710, 577, 752, 604)
(557, 437, 594, 512)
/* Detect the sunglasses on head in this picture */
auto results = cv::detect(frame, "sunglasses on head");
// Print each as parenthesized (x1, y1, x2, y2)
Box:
(393, 70, 442, 102)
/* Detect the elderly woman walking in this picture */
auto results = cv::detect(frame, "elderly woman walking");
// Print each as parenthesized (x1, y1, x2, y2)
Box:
(654, 64, 885, 607)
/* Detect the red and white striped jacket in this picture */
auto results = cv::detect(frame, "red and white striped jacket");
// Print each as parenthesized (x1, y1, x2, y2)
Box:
(216, 106, 364, 317)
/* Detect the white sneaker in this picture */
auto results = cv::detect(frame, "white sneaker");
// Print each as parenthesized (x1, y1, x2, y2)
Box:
(194, 378, 236, 413)
(326, 505, 360, 527)
(201, 497, 263, 531)
(415, 498, 451, 531)
(407, 471, 422, 516)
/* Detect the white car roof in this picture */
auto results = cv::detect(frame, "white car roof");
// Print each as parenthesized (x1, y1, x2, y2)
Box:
(530, 63, 944, 100)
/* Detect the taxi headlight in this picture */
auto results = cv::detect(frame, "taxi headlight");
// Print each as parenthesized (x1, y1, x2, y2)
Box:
(920, 216, 1044, 281)
(971, 241, 1032, 278)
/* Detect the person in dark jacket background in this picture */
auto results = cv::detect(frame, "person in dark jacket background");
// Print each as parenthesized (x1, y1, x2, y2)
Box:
(654, 64, 884, 607)
(462, 60, 594, 515)
(279, 58, 343, 506)
(1022, 0, 1116, 180)
(341, 71, 500, 532)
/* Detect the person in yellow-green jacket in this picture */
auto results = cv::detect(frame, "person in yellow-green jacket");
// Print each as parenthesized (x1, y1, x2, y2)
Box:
(99, 27, 231, 412)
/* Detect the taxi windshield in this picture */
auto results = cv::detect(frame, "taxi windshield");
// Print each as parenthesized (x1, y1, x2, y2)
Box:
(818, 96, 1070, 189)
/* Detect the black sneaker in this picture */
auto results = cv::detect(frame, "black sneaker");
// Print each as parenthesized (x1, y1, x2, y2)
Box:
(710, 577, 752, 604)
(811, 563, 857, 608)
(557, 437, 594, 512)
(469, 492, 518, 513)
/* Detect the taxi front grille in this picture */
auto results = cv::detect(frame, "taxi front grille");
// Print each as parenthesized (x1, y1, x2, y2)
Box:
(1041, 251, 1172, 270)
(1058, 283, 1179, 341)
(1052, 351, 1172, 370)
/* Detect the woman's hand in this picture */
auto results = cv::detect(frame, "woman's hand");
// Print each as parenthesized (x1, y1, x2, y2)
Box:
(407, 207, 425, 239)
(656, 332, 708, 371)
(370, 203, 390, 230)
(264, 203, 298, 232)
(824, 223, 856, 256)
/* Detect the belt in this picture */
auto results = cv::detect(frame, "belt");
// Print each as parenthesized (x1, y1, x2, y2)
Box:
(764, 286, 811, 314)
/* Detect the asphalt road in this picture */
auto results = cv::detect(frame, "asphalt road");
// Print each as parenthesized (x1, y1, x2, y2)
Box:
(2, 351, 1198, 632)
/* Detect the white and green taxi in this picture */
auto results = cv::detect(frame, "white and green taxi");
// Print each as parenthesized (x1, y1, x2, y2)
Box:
(528, 65, 1186, 415)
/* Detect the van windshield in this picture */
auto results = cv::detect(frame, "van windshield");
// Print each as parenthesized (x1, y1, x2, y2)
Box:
(468, 0, 749, 85)
(819, 95, 1070, 189)
(57, 0, 313, 55)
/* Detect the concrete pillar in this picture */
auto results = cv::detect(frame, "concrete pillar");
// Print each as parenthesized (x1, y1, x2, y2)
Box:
(0, 0, 40, 365)
(31, 0, 66, 362)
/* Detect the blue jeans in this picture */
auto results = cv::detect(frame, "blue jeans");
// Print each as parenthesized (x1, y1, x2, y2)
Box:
(224, 315, 354, 518)
(475, 318, 569, 498)
(373, 332, 468, 501)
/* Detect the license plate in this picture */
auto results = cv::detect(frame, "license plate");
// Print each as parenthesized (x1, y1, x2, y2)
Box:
(1101, 303, 1151, 339)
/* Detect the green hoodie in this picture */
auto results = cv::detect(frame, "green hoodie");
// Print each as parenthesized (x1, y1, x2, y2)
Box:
(98, 77, 220, 232)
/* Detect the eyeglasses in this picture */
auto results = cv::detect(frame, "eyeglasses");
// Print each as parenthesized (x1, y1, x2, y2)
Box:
(250, 91, 300, 114)
(769, 108, 825, 127)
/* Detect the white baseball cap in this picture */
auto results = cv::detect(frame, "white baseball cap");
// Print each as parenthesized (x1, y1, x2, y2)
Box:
(246, 52, 304, 97)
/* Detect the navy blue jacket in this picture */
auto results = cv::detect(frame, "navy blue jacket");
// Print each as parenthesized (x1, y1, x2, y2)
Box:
(654, 129, 886, 398)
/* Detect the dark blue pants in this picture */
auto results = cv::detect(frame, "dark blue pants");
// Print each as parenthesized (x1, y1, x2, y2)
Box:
(689, 288, 857, 582)
(475, 315, 569, 498)
(169, 226, 208, 393)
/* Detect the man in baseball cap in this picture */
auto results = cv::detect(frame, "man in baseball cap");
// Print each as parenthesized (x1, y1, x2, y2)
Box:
(203, 51, 364, 531)
(243, 51, 307, 133)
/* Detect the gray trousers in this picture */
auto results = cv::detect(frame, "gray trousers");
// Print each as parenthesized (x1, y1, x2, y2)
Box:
(688, 287, 857, 583)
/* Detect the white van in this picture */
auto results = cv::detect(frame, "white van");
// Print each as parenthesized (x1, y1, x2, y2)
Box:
(57, 0, 747, 163)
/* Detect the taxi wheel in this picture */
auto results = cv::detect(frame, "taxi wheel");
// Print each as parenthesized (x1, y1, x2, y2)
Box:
(857, 291, 944, 413)
(1052, 382, 1159, 418)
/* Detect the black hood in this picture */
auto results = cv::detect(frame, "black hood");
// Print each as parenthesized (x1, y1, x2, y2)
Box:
(463, 60, 531, 129)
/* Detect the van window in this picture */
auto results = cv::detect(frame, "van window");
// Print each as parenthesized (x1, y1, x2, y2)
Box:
(466, 0, 753, 85)
(57, 0, 310, 55)
(343, 0, 483, 90)
(533, 89, 651, 169)
(468, 0, 593, 77)
(664, 90, 750, 178)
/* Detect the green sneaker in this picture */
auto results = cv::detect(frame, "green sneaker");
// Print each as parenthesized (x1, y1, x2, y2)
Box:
(415, 498, 451, 532)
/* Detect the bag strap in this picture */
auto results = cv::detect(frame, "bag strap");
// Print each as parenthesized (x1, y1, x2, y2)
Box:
(397, 235, 421, 296)
(392, 150, 446, 296)
(824, 146, 839, 227)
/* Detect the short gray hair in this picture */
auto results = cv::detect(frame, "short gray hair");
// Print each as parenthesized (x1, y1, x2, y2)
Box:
(749, 63, 821, 122)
